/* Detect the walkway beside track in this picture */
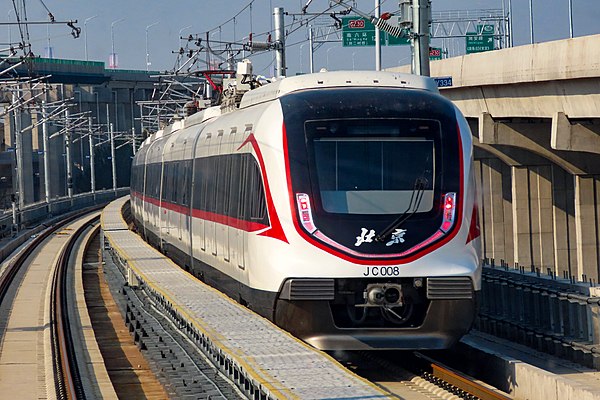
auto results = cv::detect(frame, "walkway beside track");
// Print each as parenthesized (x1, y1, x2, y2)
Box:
(101, 196, 392, 400)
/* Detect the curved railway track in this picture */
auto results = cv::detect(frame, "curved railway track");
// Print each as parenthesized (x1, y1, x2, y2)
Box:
(50, 214, 99, 399)
(0, 209, 100, 399)
(5, 203, 512, 400)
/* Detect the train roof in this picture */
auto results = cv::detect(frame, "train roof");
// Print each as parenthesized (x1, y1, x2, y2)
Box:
(239, 70, 439, 109)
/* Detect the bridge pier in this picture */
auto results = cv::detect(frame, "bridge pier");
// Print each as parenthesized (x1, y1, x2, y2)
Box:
(474, 112, 600, 281)
(552, 167, 577, 279)
(475, 157, 513, 265)
(509, 165, 555, 272)
(574, 175, 600, 282)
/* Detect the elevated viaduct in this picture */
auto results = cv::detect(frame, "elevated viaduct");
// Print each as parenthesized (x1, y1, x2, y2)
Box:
(391, 34, 600, 283)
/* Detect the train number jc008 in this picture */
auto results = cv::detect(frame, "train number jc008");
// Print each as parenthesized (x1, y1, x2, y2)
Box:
(363, 266, 400, 276)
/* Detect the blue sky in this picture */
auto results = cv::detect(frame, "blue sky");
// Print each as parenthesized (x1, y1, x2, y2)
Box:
(9, 0, 600, 74)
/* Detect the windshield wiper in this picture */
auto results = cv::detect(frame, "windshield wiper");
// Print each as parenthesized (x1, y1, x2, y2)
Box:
(375, 176, 428, 242)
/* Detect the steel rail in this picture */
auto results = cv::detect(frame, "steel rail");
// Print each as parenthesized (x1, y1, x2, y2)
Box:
(0, 209, 97, 304)
(0, 207, 102, 400)
(50, 214, 100, 400)
(414, 352, 513, 400)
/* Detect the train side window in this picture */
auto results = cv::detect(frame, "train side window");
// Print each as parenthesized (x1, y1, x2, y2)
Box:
(181, 160, 191, 207)
(161, 163, 166, 200)
(149, 164, 156, 198)
(193, 158, 205, 211)
(161, 162, 169, 201)
(228, 155, 242, 219)
(147, 164, 154, 198)
(172, 162, 179, 204)
(247, 158, 267, 221)
(207, 157, 218, 213)
(238, 155, 249, 220)
(216, 155, 231, 216)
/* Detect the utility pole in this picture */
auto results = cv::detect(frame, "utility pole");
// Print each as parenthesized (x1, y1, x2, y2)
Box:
(568, 0, 573, 38)
(375, 0, 381, 71)
(110, 122, 117, 191)
(308, 26, 315, 73)
(145, 22, 159, 71)
(12, 88, 24, 210)
(508, 0, 514, 47)
(84, 15, 98, 61)
(274, 7, 286, 78)
(411, 0, 431, 76)
(132, 126, 136, 155)
(88, 116, 96, 193)
(529, 0, 534, 44)
(65, 109, 73, 198)
(42, 100, 51, 202)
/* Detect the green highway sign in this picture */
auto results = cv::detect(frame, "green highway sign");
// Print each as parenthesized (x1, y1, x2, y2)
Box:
(342, 17, 383, 47)
(387, 29, 411, 46)
(466, 24, 495, 54)
(341, 17, 409, 47)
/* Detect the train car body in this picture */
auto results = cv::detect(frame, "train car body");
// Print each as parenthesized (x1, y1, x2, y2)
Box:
(131, 71, 482, 350)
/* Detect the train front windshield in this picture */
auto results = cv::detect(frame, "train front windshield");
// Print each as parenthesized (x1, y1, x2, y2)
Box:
(307, 120, 436, 215)
(282, 87, 462, 258)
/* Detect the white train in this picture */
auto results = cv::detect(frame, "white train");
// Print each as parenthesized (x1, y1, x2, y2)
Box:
(130, 70, 482, 350)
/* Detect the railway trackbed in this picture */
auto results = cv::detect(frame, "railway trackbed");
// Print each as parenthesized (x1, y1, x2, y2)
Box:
(0, 210, 102, 398)
(0, 206, 168, 399)
(333, 349, 513, 400)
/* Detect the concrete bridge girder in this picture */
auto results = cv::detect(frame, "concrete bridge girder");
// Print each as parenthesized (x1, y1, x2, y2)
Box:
(471, 114, 599, 282)
(478, 113, 599, 175)
(551, 112, 600, 154)
(445, 79, 600, 120)
(387, 34, 600, 283)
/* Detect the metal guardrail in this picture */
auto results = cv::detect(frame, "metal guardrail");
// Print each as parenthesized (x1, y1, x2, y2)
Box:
(478, 260, 600, 369)
(0, 189, 129, 265)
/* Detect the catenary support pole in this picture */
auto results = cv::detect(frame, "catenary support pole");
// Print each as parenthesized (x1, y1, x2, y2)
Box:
(42, 100, 51, 203)
(65, 109, 73, 198)
(274, 7, 286, 78)
(12, 88, 24, 210)
(375, 0, 381, 71)
(88, 116, 96, 193)
(529, 0, 534, 44)
(568, 0, 573, 38)
(132, 126, 136, 156)
(411, 0, 431, 76)
(110, 122, 117, 191)
(308, 26, 315, 73)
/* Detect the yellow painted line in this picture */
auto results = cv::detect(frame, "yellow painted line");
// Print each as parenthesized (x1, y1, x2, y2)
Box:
(102, 198, 391, 399)
(106, 235, 296, 400)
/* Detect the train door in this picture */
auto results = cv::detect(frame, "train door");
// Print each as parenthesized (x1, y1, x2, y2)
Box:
(190, 155, 205, 267)
(215, 130, 230, 264)
(230, 127, 251, 273)
(178, 159, 186, 242)
(179, 159, 192, 253)
(160, 160, 173, 243)
(158, 159, 167, 248)
(205, 134, 217, 258)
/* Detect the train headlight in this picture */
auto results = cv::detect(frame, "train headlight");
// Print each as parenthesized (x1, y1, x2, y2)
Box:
(441, 192, 457, 232)
(296, 193, 317, 233)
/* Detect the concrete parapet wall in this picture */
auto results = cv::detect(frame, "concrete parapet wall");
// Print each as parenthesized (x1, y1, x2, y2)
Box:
(390, 34, 600, 87)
